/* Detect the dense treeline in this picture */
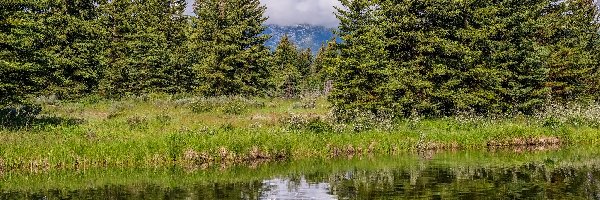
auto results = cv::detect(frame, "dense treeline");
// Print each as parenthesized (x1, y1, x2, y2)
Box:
(0, 0, 331, 107)
(1, 0, 599, 119)
(332, 0, 600, 118)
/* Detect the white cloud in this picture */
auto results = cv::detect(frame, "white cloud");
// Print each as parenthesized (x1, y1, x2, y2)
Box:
(185, 0, 341, 27)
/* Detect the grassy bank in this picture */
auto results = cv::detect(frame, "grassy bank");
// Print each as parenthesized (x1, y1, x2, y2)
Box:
(2, 147, 600, 194)
(1, 95, 600, 172)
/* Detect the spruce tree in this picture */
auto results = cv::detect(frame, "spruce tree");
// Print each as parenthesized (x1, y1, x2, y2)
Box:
(1, 2, 45, 105)
(98, 0, 189, 96)
(310, 40, 339, 93)
(270, 35, 302, 98)
(538, 0, 600, 101)
(44, 0, 104, 98)
(188, 0, 271, 96)
(331, 0, 600, 117)
(332, 0, 390, 119)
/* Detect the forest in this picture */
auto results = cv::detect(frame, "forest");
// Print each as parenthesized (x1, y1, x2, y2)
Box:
(2, 0, 600, 118)
(1, 0, 600, 173)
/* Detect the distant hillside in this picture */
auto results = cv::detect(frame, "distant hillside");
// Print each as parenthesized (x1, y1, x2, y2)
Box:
(263, 24, 336, 54)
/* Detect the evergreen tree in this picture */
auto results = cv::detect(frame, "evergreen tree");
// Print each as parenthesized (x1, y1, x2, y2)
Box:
(298, 48, 313, 78)
(270, 35, 302, 98)
(538, 0, 600, 101)
(188, 0, 271, 96)
(332, 0, 390, 119)
(1, 1, 101, 104)
(0, 1, 47, 105)
(382, 0, 519, 116)
(98, 0, 189, 96)
(151, 0, 195, 94)
(310, 39, 339, 93)
(332, 0, 600, 117)
(45, 0, 104, 98)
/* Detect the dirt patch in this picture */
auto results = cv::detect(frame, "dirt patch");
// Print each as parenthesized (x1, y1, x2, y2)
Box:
(418, 142, 460, 151)
(488, 144, 561, 153)
(328, 142, 378, 158)
(487, 136, 562, 148)
(181, 147, 288, 171)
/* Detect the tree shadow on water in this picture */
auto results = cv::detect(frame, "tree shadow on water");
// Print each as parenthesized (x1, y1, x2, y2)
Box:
(0, 105, 84, 130)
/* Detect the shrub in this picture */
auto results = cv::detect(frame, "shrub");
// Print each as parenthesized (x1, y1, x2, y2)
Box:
(280, 114, 332, 133)
(189, 96, 265, 115)
(536, 102, 600, 128)
(126, 116, 148, 129)
(0, 104, 42, 127)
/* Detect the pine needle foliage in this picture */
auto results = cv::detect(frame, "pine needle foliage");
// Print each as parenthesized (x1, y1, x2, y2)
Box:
(330, 0, 600, 119)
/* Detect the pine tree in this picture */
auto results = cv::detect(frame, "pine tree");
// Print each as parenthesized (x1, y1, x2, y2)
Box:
(382, 0, 511, 115)
(151, 0, 195, 94)
(538, 0, 600, 101)
(1, 2, 46, 106)
(98, 0, 189, 96)
(482, 0, 555, 114)
(270, 35, 303, 98)
(332, 0, 600, 117)
(44, 0, 104, 98)
(310, 39, 339, 93)
(332, 0, 390, 119)
(188, 0, 271, 96)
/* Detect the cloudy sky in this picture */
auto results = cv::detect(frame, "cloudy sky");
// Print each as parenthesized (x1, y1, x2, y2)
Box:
(185, 0, 342, 27)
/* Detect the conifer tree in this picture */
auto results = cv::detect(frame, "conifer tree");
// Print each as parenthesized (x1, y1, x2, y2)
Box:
(0, 2, 46, 105)
(298, 48, 313, 78)
(270, 35, 302, 98)
(382, 0, 514, 115)
(310, 40, 339, 93)
(165, 0, 196, 93)
(332, 0, 390, 119)
(1, 1, 102, 104)
(45, 0, 104, 98)
(331, 0, 600, 117)
(98, 0, 189, 96)
(538, 0, 600, 101)
(188, 0, 271, 96)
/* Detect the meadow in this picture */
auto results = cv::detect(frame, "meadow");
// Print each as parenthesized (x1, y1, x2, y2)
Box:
(1, 94, 600, 172)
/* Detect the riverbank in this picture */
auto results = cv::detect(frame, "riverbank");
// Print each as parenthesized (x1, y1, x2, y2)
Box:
(2, 146, 600, 199)
(1, 95, 600, 172)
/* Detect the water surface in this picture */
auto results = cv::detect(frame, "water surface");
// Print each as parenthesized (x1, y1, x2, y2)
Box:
(2, 147, 600, 199)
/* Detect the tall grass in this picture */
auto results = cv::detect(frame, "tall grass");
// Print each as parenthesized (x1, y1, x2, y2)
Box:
(0, 94, 599, 172)
(2, 146, 600, 192)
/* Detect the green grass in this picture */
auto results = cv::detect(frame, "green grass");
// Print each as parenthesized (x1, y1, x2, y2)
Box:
(2, 146, 600, 192)
(1, 95, 599, 172)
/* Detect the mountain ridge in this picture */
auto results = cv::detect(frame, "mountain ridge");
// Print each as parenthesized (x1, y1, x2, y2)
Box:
(263, 24, 336, 54)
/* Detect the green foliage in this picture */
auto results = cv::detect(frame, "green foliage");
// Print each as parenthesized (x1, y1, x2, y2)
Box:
(188, 0, 271, 96)
(537, 0, 600, 101)
(269, 35, 312, 98)
(189, 96, 266, 115)
(309, 39, 338, 92)
(0, 2, 55, 105)
(97, 0, 193, 96)
(331, 0, 390, 119)
(330, 0, 600, 119)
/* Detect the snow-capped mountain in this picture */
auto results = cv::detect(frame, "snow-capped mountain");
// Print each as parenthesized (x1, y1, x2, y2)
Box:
(263, 24, 336, 54)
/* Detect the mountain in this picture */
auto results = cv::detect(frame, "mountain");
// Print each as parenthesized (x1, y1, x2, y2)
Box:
(263, 24, 336, 54)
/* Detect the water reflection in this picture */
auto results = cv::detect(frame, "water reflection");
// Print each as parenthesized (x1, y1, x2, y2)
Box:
(2, 149, 600, 199)
(261, 177, 336, 199)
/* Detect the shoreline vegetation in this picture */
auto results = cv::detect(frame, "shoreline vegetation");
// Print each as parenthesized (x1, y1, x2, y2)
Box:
(1, 95, 600, 173)
(2, 146, 600, 193)
(2, 0, 600, 178)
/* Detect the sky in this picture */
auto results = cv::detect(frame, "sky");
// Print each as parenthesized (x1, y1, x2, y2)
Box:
(184, 0, 342, 28)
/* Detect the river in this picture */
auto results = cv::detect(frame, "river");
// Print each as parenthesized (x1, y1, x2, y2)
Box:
(2, 146, 600, 199)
